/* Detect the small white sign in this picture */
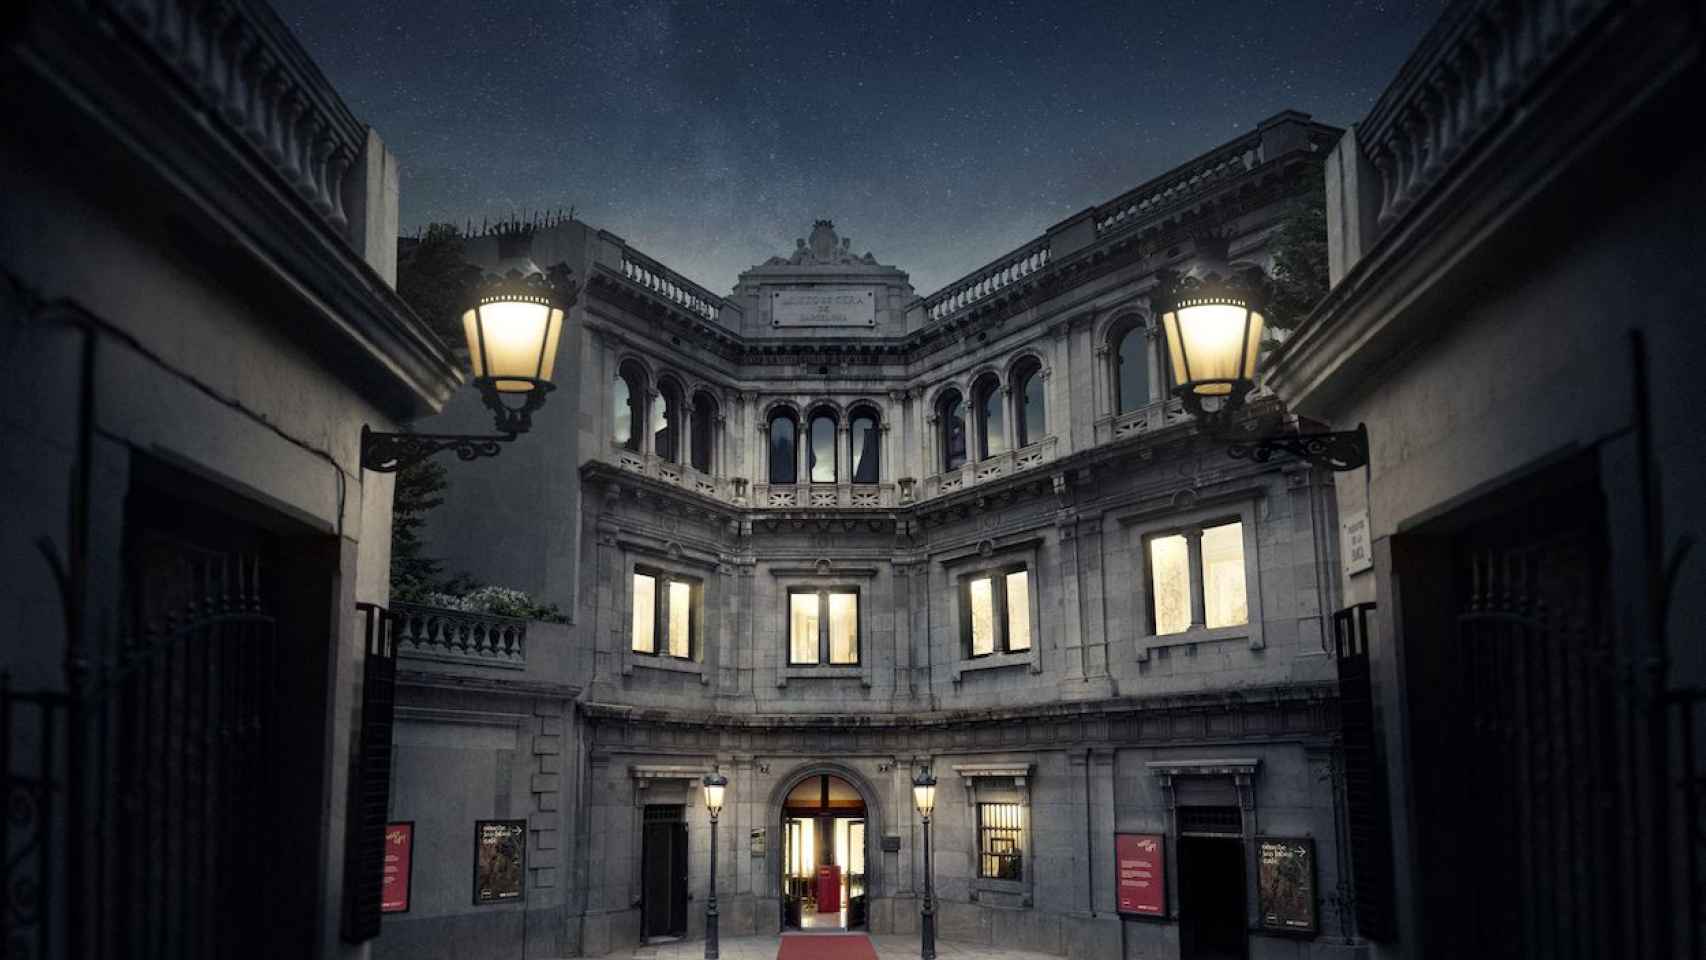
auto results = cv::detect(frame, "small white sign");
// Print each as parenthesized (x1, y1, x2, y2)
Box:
(771, 287, 876, 327)
(1341, 510, 1373, 576)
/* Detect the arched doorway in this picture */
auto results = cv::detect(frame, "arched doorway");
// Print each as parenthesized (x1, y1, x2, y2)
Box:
(780, 773, 868, 930)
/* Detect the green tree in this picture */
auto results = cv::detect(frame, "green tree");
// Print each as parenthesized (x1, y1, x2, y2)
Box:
(389, 456, 447, 603)
(1264, 166, 1330, 331)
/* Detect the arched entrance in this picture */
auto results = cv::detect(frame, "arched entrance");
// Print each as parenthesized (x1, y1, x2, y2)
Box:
(779, 773, 868, 930)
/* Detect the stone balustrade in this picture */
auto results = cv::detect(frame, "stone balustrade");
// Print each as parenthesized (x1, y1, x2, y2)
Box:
(751, 482, 899, 509)
(1359, 0, 1612, 232)
(1094, 398, 1190, 445)
(923, 434, 1059, 500)
(923, 236, 1052, 323)
(611, 446, 727, 499)
(88, 0, 367, 235)
(393, 602, 527, 669)
(1093, 131, 1265, 237)
(618, 245, 726, 323)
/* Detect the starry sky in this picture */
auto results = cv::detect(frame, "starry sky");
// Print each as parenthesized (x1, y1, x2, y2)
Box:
(285, 1, 1441, 296)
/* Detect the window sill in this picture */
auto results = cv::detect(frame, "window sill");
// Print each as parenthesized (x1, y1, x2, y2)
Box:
(953, 648, 1040, 683)
(970, 877, 1030, 907)
(777, 663, 871, 688)
(1135, 623, 1261, 662)
(623, 652, 708, 683)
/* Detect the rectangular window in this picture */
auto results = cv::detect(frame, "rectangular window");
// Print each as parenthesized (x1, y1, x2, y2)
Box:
(1201, 521, 1248, 628)
(978, 803, 1024, 880)
(1004, 570, 1032, 652)
(632, 567, 698, 659)
(1145, 520, 1249, 636)
(668, 580, 693, 657)
(1149, 534, 1191, 636)
(789, 592, 820, 664)
(631, 573, 656, 653)
(962, 566, 1032, 657)
(788, 587, 861, 666)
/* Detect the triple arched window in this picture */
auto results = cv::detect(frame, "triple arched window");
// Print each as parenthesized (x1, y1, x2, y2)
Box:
(612, 363, 721, 473)
(769, 406, 884, 485)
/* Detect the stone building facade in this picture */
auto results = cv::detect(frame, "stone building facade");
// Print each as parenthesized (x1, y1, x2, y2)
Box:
(390, 110, 1365, 960)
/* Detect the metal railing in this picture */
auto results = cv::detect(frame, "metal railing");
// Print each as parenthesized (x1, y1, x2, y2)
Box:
(392, 602, 527, 668)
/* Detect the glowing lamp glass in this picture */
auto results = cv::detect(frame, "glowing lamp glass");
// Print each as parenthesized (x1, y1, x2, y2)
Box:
(702, 773, 727, 817)
(912, 770, 937, 817)
(1160, 299, 1264, 399)
(462, 294, 565, 393)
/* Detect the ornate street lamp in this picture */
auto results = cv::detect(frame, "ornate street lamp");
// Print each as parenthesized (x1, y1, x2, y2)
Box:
(361, 263, 579, 473)
(912, 766, 938, 960)
(1153, 267, 1368, 472)
(702, 771, 728, 960)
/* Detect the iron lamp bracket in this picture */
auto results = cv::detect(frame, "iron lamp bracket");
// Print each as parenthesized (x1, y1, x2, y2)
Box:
(359, 379, 555, 473)
(1225, 422, 1370, 472)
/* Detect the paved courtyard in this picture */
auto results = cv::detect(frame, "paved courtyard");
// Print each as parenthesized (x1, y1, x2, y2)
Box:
(632, 933, 1061, 960)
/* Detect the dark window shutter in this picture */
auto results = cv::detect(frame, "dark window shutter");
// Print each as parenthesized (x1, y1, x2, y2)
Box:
(342, 603, 399, 942)
(1335, 602, 1396, 941)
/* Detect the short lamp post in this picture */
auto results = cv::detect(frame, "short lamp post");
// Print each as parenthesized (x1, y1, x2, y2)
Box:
(1152, 268, 1368, 472)
(912, 767, 938, 960)
(702, 772, 728, 960)
(361, 264, 579, 473)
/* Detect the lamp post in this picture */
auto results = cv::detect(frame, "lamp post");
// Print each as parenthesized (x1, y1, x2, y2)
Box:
(1152, 267, 1368, 472)
(361, 263, 579, 473)
(912, 767, 938, 960)
(702, 772, 728, 960)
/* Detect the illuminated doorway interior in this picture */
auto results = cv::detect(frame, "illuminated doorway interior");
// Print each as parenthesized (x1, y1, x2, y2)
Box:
(781, 774, 867, 930)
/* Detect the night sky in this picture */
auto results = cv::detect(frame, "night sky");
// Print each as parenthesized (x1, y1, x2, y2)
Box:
(285, 1, 1440, 296)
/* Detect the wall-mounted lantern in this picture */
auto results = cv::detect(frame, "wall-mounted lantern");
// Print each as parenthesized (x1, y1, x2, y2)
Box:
(362, 264, 579, 473)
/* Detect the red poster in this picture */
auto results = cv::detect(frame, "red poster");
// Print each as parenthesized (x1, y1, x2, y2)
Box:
(1116, 833, 1165, 917)
(816, 864, 841, 912)
(382, 822, 414, 913)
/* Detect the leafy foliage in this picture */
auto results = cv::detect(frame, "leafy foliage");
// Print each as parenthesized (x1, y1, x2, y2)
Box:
(1264, 167, 1330, 331)
(416, 584, 569, 624)
(388, 457, 447, 604)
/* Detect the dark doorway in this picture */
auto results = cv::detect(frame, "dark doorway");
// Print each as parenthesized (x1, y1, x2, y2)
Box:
(1179, 835, 1248, 960)
(641, 805, 688, 939)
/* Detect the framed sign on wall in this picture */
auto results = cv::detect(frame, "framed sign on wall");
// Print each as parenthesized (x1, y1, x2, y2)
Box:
(474, 819, 527, 905)
(381, 822, 415, 914)
(1256, 836, 1317, 934)
(1114, 833, 1167, 918)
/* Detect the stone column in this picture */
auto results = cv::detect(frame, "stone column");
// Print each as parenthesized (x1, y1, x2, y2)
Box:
(1090, 749, 1117, 915)
(797, 402, 811, 488)
(1001, 383, 1018, 456)
(1092, 341, 1111, 422)
(1185, 527, 1207, 630)
(756, 418, 770, 487)
(1067, 749, 1093, 915)
(1055, 500, 1087, 684)
(642, 388, 659, 458)
(1146, 325, 1164, 403)
(714, 412, 728, 478)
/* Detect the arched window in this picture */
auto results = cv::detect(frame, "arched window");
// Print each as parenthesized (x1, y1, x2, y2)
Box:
(1014, 358, 1045, 447)
(690, 391, 717, 473)
(939, 390, 966, 472)
(848, 408, 880, 484)
(808, 409, 838, 483)
(614, 361, 646, 451)
(655, 379, 683, 462)
(768, 410, 798, 485)
(1115, 321, 1150, 414)
(973, 375, 1004, 460)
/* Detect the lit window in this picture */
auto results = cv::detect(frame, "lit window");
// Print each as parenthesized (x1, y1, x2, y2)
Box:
(963, 566, 1033, 657)
(978, 803, 1024, 880)
(631, 573, 655, 653)
(789, 588, 861, 665)
(632, 568, 698, 659)
(1146, 520, 1248, 636)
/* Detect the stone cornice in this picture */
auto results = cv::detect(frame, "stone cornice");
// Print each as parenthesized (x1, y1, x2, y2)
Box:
(395, 668, 581, 699)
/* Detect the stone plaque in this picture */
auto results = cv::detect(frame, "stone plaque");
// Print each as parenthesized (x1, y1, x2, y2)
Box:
(750, 827, 767, 856)
(881, 835, 901, 853)
(1340, 510, 1373, 575)
(771, 287, 876, 327)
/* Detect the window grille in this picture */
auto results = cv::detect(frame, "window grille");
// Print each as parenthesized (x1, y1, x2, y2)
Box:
(1178, 805, 1242, 836)
(978, 803, 1024, 880)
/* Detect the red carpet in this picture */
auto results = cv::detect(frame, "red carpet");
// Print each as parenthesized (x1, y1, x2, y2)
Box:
(776, 933, 879, 960)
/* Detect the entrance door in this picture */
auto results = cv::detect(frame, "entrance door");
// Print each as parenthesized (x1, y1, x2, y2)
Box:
(1179, 834, 1247, 960)
(641, 805, 688, 939)
(780, 774, 868, 930)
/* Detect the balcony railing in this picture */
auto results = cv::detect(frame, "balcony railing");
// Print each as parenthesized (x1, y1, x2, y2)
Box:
(923, 236, 1052, 323)
(611, 447, 728, 499)
(92, 0, 368, 235)
(923, 435, 1059, 500)
(1092, 130, 1264, 238)
(751, 482, 899, 509)
(1359, 0, 1613, 234)
(616, 242, 727, 324)
(1094, 398, 1190, 445)
(393, 602, 527, 669)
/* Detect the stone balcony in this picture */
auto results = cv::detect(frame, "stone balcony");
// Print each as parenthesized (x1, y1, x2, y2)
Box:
(923, 434, 1060, 500)
(393, 602, 528, 669)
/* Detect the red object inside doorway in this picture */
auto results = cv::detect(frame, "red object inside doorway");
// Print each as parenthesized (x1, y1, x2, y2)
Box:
(777, 933, 876, 960)
(816, 864, 841, 912)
